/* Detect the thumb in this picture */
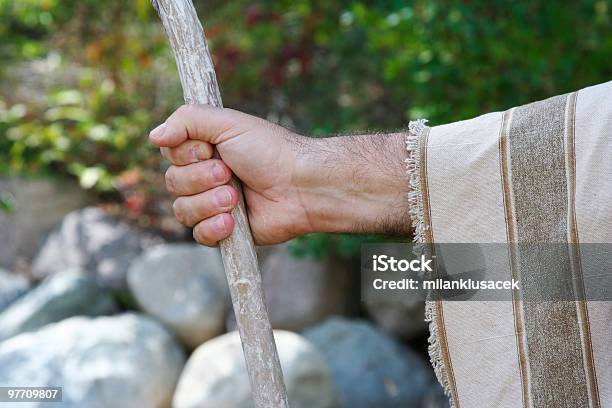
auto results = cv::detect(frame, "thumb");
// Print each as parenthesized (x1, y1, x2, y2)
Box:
(149, 104, 248, 148)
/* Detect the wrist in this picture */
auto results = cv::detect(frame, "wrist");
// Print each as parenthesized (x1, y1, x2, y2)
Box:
(293, 132, 411, 236)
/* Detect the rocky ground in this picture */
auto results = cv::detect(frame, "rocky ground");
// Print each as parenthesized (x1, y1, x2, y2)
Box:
(0, 179, 449, 408)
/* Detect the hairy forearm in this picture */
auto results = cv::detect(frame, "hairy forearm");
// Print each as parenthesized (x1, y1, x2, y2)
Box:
(150, 104, 413, 245)
(292, 132, 411, 236)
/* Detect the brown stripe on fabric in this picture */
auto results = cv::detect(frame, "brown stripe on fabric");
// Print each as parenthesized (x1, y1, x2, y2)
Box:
(420, 127, 434, 245)
(499, 107, 530, 408)
(419, 127, 461, 407)
(565, 91, 601, 408)
(507, 93, 589, 407)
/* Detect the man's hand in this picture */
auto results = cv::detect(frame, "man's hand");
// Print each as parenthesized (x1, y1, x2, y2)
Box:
(149, 105, 411, 246)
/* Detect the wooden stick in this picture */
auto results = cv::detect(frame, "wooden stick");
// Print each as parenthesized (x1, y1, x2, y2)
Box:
(151, 1, 289, 406)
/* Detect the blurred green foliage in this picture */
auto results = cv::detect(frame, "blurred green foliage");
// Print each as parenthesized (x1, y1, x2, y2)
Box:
(0, 0, 610, 254)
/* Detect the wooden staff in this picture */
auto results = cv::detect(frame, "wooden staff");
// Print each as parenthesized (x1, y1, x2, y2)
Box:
(151, 1, 289, 406)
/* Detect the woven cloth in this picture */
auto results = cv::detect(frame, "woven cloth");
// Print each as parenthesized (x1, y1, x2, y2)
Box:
(406, 81, 612, 408)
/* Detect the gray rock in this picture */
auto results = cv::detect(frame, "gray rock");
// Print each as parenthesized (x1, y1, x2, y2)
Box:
(418, 383, 451, 408)
(227, 244, 355, 332)
(173, 330, 337, 408)
(304, 317, 433, 408)
(0, 176, 90, 269)
(0, 268, 30, 312)
(0, 313, 185, 408)
(31, 207, 162, 289)
(364, 299, 428, 339)
(0, 270, 117, 341)
(127, 243, 229, 348)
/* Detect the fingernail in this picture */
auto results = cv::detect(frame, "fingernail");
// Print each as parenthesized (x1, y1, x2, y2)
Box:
(215, 215, 227, 233)
(215, 188, 232, 207)
(190, 145, 199, 161)
(198, 144, 209, 159)
(149, 123, 167, 140)
(212, 163, 226, 182)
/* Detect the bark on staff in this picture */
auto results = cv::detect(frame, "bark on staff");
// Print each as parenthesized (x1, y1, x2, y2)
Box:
(151, 1, 289, 406)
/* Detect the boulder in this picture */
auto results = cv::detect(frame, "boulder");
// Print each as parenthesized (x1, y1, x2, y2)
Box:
(0, 176, 90, 269)
(364, 299, 428, 339)
(304, 317, 432, 408)
(173, 330, 338, 408)
(0, 313, 185, 408)
(0, 268, 30, 312)
(227, 244, 356, 332)
(0, 270, 117, 341)
(31, 207, 162, 289)
(127, 243, 229, 348)
(418, 383, 451, 408)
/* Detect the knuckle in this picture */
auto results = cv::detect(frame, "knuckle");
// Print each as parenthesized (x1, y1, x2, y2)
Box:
(192, 226, 201, 244)
(164, 167, 175, 192)
(169, 147, 184, 165)
(192, 224, 209, 246)
(164, 151, 176, 165)
(172, 199, 183, 222)
(165, 146, 177, 161)
(189, 166, 201, 185)
(176, 104, 190, 115)
(178, 104, 197, 118)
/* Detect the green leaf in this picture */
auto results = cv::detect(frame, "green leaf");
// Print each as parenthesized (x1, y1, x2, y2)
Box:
(0, 191, 16, 214)
(78, 167, 104, 189)
(87, 124, 111, 142)
(50, 90, 83, 106)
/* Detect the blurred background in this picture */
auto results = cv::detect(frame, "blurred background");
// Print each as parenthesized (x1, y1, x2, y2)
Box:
(0, 1, 610, 407)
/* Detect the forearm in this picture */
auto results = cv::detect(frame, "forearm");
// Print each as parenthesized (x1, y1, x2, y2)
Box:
(150, 104, 413, 245)
(293, 132, 411, 236)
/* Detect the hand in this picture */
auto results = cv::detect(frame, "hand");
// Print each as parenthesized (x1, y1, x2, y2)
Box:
(150, 105, 311, 245)
(149, 105, 411, 246)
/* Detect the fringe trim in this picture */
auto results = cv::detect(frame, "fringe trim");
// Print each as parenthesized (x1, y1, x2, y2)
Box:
(405, 119, 456, 408)
(405, 119, 429, 251)
(424, 301, 455, 408)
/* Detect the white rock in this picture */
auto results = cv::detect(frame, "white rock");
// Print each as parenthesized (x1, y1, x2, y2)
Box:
(227, 244, 355, 332)
(127, 243, 229, 348)
(0, 268, 29, 312)
(304, 317, 432, 408)
(0, 270, 116, 341)
(0, 313, 185, 408)
(173, 330, 338, 408)
(31, 207, 162, 289)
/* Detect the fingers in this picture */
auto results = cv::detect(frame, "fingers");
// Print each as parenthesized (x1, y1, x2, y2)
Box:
(193, 213, 234, 246)
(160, 140, 213, 166)
(172, 186, 238, 227)
(149, 105, 254, 246)
(165, 159, 231, 196)
(166, 160, 238, 247)
(149, 104, 252, 148)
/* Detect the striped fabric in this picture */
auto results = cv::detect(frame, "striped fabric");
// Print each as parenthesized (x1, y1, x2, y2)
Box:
(406, 81, 612, 408)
